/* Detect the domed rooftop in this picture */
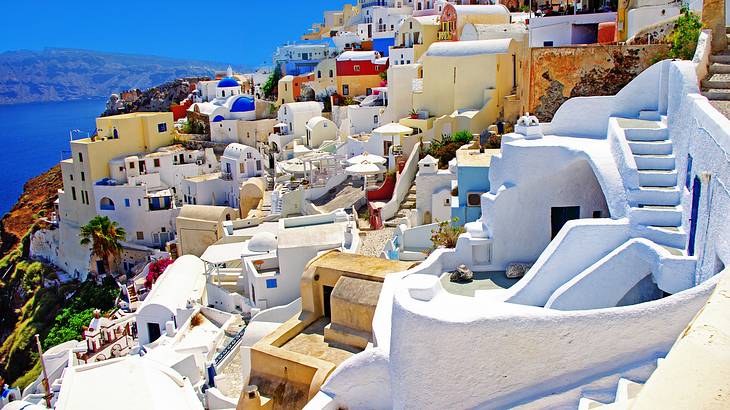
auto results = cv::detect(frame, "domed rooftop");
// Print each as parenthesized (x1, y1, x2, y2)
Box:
(230, 96, 255, 112)
(218, 77, 239, 88)
(249, 232, 277, 253)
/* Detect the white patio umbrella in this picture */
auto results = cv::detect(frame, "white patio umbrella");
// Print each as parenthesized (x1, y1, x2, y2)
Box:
(347, 152, 387, 166)
(346, 160, 386, 191)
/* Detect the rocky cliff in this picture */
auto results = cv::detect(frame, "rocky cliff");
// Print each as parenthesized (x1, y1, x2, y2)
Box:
(101, 77, 209, 116)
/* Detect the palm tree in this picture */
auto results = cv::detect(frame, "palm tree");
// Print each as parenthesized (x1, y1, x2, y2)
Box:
(79, 216, 126, 276)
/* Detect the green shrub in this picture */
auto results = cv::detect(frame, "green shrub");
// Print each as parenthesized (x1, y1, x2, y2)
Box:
(430, 218, 465, 251)
(669, 7, 702, 60)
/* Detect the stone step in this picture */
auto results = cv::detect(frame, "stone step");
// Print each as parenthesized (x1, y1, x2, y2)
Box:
(629, 140, 673, 156)
(638, 110, 661, 121)
(660, 244, 686, 256)
(638, 169, 678, 187)
(702, 90, 730, 100)
(631, 205, 683, 226)
(702, 73, 730, 88)
(629, 186, 681, 206)
(711, 54, 730, 64)
(642, 225, 687, 249)
(578, 397, 606, 410)
(401, 201, 416, 209)
(615, 378, 643, 402)
(623, 127, 669, 141)
(709, 63, 730, 74)
(634, 154, 675, 170)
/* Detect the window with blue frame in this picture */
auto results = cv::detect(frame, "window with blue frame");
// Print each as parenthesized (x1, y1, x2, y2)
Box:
(685, 154, 693, 189)
(124, 198, 130, 207)
(266, 278, 278, 289)
(157, 123, 167, 133)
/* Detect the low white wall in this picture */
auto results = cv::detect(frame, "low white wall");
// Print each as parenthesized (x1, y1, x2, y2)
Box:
(384, 274, 719, 409)
(506, 219, 632, 306)
(380, 143, 421, 221)
(545, 238, 695, 310)
(693, 30, 712, 86)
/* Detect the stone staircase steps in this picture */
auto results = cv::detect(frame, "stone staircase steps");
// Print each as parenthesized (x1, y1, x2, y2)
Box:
(623, 127, 668, 141)
(638, 110, 661, 121)
(628, 140, 673, 156)
(709, 62, 730, 74)
(643, 225, 687, 249)
(634, 154, 676, 171)
(710, 54, 730, 64)
(578, 377, 647, 409)
(628, 186, 681, 206)
(637, 169, 677, 187)
(630, 205, 683, 226)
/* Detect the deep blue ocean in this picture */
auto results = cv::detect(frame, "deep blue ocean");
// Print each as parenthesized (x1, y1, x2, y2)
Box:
(0, 98, 106, 216)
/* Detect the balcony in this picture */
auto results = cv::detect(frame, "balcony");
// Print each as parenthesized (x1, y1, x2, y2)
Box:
(221, 172, 233, 181)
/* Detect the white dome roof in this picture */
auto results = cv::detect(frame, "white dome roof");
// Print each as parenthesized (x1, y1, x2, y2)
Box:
(249, 232, 277, 252)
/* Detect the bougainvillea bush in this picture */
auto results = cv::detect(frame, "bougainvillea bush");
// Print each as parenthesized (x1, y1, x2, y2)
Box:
(144, 258, 174, 289)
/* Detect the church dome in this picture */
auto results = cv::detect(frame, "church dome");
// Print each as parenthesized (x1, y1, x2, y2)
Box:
(217, 77, 239, 88)
(230, 96, 255, 112)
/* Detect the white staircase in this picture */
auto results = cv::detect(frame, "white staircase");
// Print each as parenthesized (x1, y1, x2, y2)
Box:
(576, 356, 665, 409)
(620, 118, 686, 253)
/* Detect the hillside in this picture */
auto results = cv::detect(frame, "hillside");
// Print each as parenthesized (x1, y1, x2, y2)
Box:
(0, 48, 245, 105)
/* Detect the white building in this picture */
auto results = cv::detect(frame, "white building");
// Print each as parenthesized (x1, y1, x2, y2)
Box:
(220, 143, 264, 182)
(136, 255, 207, 346)
(528, 13, 618, 47)
(305, 38, 730, 410)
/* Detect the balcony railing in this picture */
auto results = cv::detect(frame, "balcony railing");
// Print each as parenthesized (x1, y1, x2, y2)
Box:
(221, 172, 233, 181)
(437, 31, 453, 41)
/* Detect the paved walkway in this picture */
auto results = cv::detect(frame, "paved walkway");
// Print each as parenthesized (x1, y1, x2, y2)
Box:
(358, 227, 396, 257)
(314, 185, 365, 213)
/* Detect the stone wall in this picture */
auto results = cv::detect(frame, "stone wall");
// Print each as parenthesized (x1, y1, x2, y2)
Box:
(528, 44, 669, 121)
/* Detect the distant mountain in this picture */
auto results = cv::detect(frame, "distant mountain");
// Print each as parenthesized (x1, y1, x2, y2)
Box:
(0, 48, 247, 105)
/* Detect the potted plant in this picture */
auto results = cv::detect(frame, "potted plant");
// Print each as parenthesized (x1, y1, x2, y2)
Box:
(409, 109, 419, 119)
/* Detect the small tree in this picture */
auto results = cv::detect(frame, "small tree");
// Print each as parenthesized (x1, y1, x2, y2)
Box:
(262, 65, 282, 100)
(430, 218, 465, 251)
(669, 7, 702, 60)
(79, 216, 126, 276)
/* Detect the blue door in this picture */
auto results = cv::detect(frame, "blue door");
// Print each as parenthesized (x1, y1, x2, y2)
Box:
(688, 176, 701, 256)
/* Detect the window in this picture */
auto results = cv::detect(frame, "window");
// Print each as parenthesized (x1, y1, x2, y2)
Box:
(124, 198, 130, 207)
(343, 84, 349, 95)
(70, 174, 73, 181)
(256, 160, 262, 171)
(129, 162, 135, 169)
(266, 278, 278, 289)
(119, 166, 124, 173)
(138, 198, 142, 207)
(153, 158, 160, 167)
(593, 211, 602, 218)
(354, 65, 361, 72)
(246, 152, 252, 159)
(136, 231, 144, 240)
(157, 123, 167, 133)
(467, 192, 483, 207)
(685, 154, 693, 189)
(329, 69, 334, 77)
(78, 152, 83, 162)
(318, 70, 322, 78)
(240, 163, 245, 173)
(373, 115, 379, 124)
(80, 172, 85, 182)
(71, 187, 77, 201)
(543, 41, 554, 47)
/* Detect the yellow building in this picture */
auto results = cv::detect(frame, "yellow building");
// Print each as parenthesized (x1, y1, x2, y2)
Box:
(390, 15, 440, 64)
(335, 51, 387, 97)
(302, 4, 360, 41)
(58, 112, 175, 225)
(310, 58, 337, 96)
(245, 251, 415, 410)
(400, 39, 519, 140)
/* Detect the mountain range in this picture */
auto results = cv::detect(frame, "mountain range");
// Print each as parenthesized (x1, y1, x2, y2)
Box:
(0, 48, 247, 105)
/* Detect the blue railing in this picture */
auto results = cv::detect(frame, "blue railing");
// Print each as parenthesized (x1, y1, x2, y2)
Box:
(214, 325, 247, 366)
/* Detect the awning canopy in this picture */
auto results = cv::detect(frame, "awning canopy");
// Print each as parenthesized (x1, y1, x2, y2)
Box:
(373, 123, 413, 135)
(348, 152, 386, 165)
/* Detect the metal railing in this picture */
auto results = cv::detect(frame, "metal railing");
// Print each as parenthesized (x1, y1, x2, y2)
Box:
(214, 324, 248, 366)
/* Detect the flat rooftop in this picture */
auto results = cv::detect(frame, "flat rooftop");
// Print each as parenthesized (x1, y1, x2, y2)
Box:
(186, 172, 222, 182)
(457, 148, 500, 167)
(280, 318, 359, 366)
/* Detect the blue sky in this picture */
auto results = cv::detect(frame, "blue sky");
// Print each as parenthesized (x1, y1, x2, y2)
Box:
(0, 0, 348, 67)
